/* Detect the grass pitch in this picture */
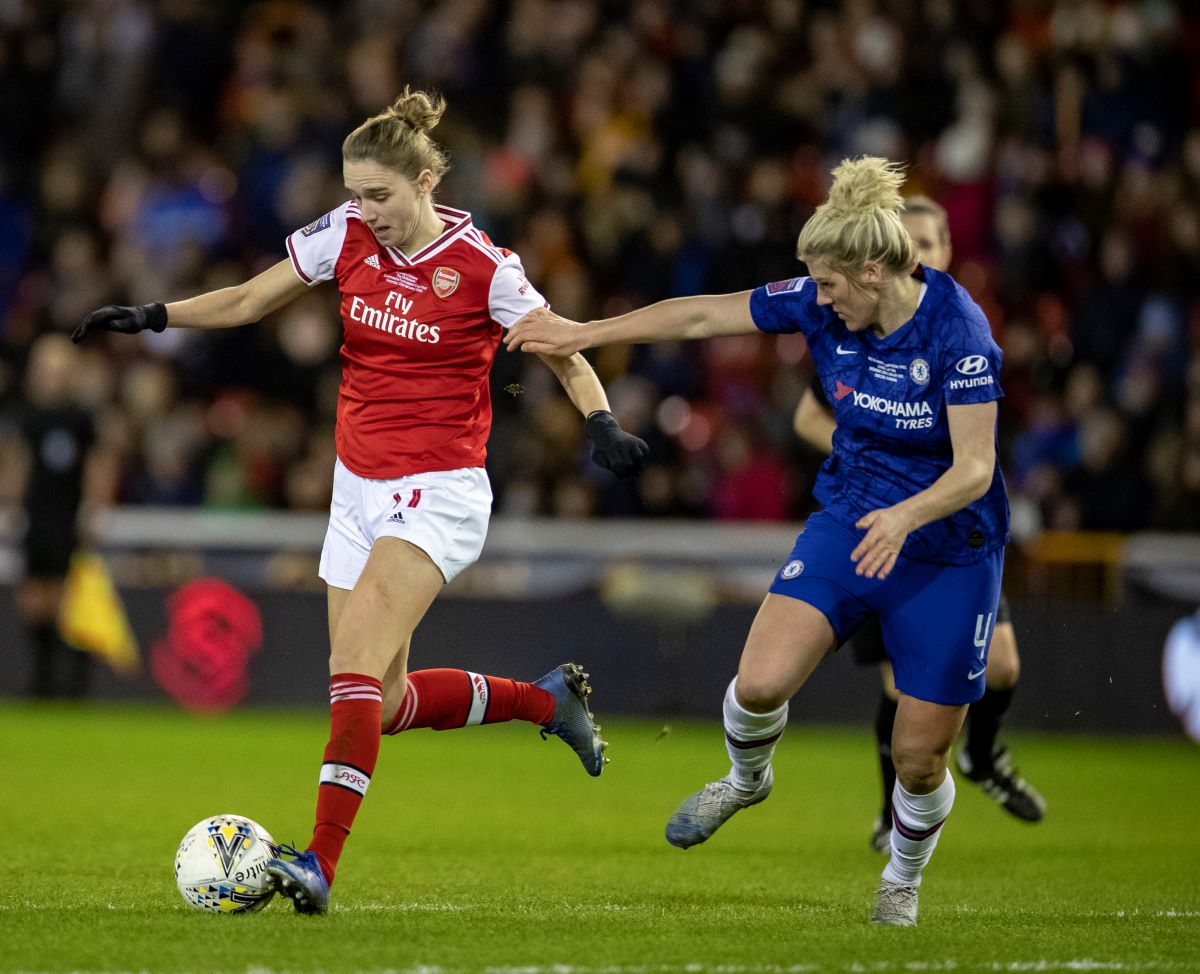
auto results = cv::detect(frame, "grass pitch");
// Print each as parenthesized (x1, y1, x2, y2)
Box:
(0, 702, 1197, 973)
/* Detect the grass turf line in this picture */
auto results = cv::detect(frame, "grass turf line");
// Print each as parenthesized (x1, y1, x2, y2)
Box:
(0, 702, 1197, 972)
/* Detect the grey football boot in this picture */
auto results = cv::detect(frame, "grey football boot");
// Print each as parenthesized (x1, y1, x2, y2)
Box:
(665, 767, 774, 848)
(870, 881, 918, 926)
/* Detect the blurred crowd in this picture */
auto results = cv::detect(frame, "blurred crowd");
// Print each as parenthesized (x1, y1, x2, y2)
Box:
(1, 0, 1199, 535)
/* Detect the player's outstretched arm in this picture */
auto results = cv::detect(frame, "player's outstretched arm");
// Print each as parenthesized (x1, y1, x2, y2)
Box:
(793, 386, 837, 455)
(506, 309, 590, 357)
(506, 291, 758, 356)
(535, 351, 649, 479)
(73, 259, 309, 342)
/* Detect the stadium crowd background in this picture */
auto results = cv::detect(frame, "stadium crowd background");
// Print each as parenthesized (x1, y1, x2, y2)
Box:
(1, 0, 1198, 537)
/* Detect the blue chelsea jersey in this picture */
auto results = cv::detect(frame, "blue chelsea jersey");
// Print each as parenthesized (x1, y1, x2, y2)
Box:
(749, 266, 1010, 566)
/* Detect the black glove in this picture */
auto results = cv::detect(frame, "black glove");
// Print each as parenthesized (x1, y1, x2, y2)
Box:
(72, 303, 168, 343)
(585, 409, 649, 479)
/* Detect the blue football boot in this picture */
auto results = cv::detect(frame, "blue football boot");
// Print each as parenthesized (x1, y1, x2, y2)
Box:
(266, 844, 330, 915)
(535, 663, 608, 776)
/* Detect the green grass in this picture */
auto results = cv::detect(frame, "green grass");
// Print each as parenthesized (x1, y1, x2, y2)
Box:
(0, 702, 1197, 972)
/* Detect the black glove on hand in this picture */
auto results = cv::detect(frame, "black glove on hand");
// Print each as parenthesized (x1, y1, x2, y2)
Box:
(585, 409, 649, 479)
(72, 303, 168, 343)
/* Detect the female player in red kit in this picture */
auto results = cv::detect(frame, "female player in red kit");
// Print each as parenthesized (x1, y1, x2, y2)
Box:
(74, 87, 648, 914)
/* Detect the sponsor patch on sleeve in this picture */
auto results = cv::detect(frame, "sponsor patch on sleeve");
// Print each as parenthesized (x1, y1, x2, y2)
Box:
(947, 352, 996, 391)
(300, 212, 333, 237)
(765, 276, 806, 296)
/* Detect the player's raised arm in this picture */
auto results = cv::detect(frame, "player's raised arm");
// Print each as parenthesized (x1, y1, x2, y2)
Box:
(72, 259, 309, 343)
(505, 290, 758, 356)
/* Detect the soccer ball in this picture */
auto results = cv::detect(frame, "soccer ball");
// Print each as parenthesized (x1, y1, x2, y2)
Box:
(174, 814, 279, 913)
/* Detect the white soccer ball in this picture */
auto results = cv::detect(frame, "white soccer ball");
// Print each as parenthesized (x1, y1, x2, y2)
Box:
(174, 814, 279, 913)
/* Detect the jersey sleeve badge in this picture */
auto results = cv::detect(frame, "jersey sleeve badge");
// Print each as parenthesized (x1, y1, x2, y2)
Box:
(765, 277, 806, 295)
(300, 212, 333, 237)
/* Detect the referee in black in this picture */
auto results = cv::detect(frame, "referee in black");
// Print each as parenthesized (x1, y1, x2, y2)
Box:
(4, 335, 107, 697)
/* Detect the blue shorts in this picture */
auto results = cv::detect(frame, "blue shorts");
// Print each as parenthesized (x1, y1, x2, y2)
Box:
(769, 511, 1004, 705)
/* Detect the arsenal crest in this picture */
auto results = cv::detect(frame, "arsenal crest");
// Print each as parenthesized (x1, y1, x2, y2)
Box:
(432, 266, 460, 298)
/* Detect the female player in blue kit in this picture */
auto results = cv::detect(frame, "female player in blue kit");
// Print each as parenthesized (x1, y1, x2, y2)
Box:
(506, 157, 1009, 927)
(794, 195, 1044, 852)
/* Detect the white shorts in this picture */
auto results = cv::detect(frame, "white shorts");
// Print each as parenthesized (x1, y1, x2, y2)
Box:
(319, 459, 493, 588)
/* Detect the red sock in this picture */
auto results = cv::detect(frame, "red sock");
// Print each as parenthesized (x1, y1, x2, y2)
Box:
(383, 669, 554, 735)
(307, 673, 382, 886)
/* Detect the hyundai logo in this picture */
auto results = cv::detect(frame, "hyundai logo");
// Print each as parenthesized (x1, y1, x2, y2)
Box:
(955, 355, 989, 375)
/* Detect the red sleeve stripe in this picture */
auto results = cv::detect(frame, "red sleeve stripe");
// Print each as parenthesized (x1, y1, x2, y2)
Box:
(286, 234, 315, 284)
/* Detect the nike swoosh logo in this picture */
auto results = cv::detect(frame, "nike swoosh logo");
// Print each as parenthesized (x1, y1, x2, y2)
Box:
(967, 668, 986, 680)
(836, 344, 856, 355)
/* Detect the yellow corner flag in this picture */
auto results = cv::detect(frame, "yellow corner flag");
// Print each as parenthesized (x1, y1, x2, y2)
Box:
(58, 551, 140, 676)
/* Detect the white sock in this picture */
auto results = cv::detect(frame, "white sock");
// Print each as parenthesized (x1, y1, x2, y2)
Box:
(882, 772, 955, 888)
(723, 677, 787, 791)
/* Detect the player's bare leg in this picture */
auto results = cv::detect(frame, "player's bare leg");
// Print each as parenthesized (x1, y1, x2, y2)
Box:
(268, 538, 443, 914)
(666, 595, 834, 848)
(871, 695, 967, 926)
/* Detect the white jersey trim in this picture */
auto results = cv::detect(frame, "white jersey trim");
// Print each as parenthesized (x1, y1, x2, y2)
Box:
(463, 233, 502, 266)
(286, 201, 354, 286)
(465, 228, 505, 264)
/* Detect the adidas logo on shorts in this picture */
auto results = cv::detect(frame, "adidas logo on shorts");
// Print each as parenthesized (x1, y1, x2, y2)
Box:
(364, 254, 381, 269)
(386, 511, 404, 523)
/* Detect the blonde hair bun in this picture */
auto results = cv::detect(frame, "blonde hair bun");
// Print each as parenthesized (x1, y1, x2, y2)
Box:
(826, 157, 907, 217)
(795, 155, 916, 279)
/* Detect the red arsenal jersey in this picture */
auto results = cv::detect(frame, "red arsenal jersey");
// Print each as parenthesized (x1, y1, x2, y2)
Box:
(286, 202, 547, 479)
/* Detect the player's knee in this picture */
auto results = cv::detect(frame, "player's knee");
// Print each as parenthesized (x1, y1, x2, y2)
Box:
(734, 678, 788, 713)
(892, 744, 947, 792)
(895, 765, 944, 794)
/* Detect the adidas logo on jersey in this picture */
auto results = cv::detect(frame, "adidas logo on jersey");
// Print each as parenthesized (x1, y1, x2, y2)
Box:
(364, 254, 381, 269)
